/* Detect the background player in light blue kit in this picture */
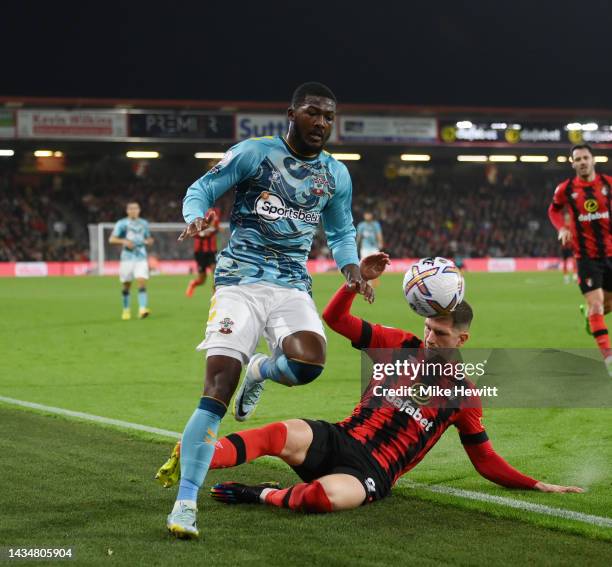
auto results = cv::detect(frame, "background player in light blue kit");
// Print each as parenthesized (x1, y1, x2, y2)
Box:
(357, 211, 384, 286)
(108, 202, 153, 320)
(165, 82, 373, 539)
(357, 211, 384, 259)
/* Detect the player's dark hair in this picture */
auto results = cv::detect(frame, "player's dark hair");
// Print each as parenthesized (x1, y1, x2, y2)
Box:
(291, 82, 337, 107)
(450, 301, 473, 330)
(570, 143, 594, 156)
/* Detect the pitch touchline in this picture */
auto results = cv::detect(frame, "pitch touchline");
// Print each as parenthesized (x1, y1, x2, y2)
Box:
(0, 396, 181, 440)
(1, 395, 611, 529)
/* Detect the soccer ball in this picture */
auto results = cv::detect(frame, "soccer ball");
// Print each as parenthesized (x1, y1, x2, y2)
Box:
(402, 257, 465, 317)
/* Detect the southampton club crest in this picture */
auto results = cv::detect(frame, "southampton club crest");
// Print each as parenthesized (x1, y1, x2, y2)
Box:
(219, 317, 234, 335)
(311, 173, 329, 197)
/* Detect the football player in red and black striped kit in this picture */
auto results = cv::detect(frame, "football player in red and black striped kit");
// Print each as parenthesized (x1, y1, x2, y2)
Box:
(158, 253, 581, 512)
(185, 207, 221, 297)
(548, 144, 612, 374)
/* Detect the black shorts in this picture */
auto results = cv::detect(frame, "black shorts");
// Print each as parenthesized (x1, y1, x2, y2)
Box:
(561, 247, 573, 260)
(195, 251, 216, 272)
(577, 257, 612, 294)
(291, 419, 391, 504)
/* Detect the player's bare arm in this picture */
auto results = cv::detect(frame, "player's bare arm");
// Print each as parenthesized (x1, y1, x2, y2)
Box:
(462, 431, 584, 494)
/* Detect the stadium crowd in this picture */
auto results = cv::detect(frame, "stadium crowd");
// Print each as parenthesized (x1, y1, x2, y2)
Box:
(0, 157, 562, 262)
(313, 165, 559, 259)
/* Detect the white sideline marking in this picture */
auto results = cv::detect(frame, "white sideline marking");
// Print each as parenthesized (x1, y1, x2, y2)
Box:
(1, 395, 611, 529)
(0, 396, 180, 440)
(400, 481, 612, 528)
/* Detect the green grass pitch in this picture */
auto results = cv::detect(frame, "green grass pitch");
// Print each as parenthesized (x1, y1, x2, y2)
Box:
(1, 271, 611, 565)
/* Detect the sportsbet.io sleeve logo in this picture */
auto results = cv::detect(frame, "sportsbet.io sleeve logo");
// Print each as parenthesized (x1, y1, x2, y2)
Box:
(254, 191, 321, 224)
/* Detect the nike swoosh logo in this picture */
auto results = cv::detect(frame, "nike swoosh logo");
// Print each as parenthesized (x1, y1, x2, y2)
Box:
(235, 394, 248, 417)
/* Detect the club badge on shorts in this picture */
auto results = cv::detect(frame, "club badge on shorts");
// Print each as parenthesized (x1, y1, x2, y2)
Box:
(219, 317, 235, 335)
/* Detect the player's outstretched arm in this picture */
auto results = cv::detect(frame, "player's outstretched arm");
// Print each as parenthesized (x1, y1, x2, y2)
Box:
(322, 283, 363, 343)
(463, 439, 583, 492)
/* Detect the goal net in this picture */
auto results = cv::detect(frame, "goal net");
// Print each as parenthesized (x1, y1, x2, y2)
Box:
(88, 222, 230, 275)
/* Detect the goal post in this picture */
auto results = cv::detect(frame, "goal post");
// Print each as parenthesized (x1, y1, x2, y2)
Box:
(88, 222, 230, 275)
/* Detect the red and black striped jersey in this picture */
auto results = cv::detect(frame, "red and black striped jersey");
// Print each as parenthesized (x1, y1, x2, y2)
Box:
(193, 207, 221, 253)
(549, 174, 612, 259)
(336, 320, 486, 488)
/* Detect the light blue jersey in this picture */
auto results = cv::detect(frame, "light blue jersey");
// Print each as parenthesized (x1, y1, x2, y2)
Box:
(183, 136, 359, 293)
(111, 217, 151, 261)
(356, 220, 382, 249)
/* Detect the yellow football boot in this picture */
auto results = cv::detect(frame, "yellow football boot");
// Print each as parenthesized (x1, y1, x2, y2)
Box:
(155, 442, 181, 488)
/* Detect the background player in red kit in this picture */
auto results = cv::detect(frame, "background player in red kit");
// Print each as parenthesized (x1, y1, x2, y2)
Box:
(157, 253, 582, 512)
(185, 207, 221, 297)
(548, 144, 612, 374)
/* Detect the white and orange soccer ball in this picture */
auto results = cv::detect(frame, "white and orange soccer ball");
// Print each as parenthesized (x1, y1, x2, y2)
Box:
(402, 257, 465, 317)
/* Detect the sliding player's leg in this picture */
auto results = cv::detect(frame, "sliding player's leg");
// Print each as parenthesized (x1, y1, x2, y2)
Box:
(210, 418, 311, 469)
(262, 473, 366, 512)
(210, 419, 368, 513)
(212, 474, 365, 513)
(157, 418, 311, 486)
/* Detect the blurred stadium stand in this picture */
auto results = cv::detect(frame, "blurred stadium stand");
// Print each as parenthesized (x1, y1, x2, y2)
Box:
(2, 97, 609, 263)
(0, 156, 559, 262)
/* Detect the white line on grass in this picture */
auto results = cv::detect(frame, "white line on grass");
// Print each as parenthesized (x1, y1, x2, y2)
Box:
(400, 481, 612, 528)
(1, 395, 611, 529)
(0, 396, 180, 440)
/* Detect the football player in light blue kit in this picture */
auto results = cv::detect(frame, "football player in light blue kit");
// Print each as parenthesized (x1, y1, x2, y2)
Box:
(108, 202, 153, 320)
(356, 211, 384, 259)
(165, 83, 373, 539)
